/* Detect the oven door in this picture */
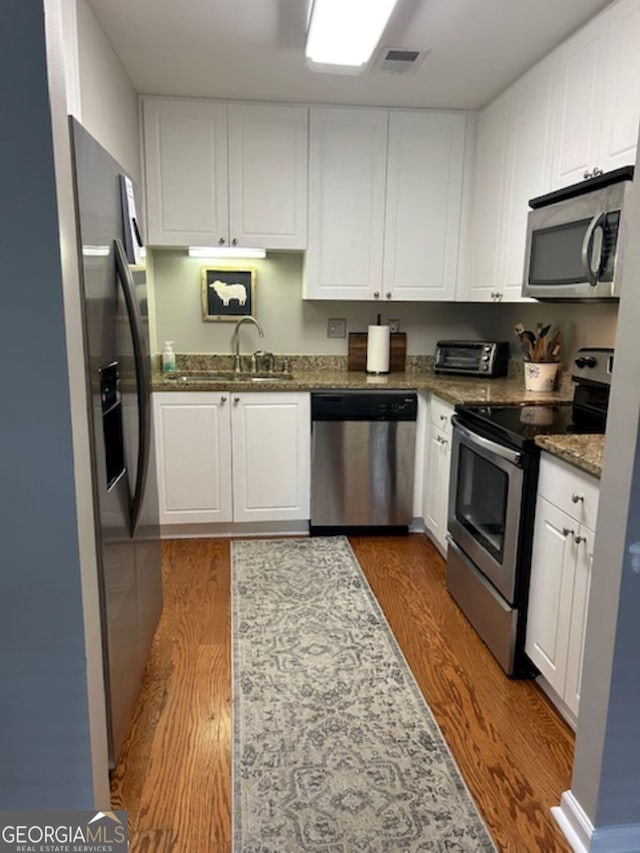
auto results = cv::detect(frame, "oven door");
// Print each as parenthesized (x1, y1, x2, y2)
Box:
(522, 182, 625, 300)
(448, 418, 524, 604)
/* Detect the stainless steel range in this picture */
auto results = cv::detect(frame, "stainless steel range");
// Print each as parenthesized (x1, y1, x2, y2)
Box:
(446, 348, 612, 676)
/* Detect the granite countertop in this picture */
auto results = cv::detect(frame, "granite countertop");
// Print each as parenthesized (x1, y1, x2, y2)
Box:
(153, 368, 573, 406)
(534, 434, 605, 478)
(152, 355, 608, 476)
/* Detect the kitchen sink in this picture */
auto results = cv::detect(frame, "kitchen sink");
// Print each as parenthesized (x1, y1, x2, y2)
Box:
(165, 372, 294, 383)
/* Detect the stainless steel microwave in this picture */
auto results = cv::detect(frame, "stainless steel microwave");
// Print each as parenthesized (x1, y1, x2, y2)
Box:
(522, 167, 634, 300)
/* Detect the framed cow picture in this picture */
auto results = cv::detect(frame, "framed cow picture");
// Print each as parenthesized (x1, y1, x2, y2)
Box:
(201, 266, 257, 322)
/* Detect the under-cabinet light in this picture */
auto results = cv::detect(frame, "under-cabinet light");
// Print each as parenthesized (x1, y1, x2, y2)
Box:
(305, 0, 399, 67)
(187, 246, 267, 259)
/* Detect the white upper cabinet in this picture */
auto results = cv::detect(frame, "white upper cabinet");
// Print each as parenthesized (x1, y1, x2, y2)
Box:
(551, 0, 640, 189)
(304, 106, 469, 301)
(143, 98, 229, 247)
(305, 107, 388, 300)
(501, 56, 557, 299)
(551, 15, 607, 189)
(142, 98, 308, 249)
(465, 57, 556, 303)
(464, 91, 512, 302)
(227, 103, 308, 250)
(383, 111, 466, 301)
(600, 0, 640, 172)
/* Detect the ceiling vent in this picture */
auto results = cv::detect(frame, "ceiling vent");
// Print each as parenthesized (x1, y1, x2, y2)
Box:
(371, 47, 430, 75)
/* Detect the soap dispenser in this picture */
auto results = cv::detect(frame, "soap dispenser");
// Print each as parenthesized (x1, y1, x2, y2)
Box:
(162, 340, 176, 373)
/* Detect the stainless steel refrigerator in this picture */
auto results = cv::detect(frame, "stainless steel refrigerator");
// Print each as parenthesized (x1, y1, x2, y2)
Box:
(70, 119, 162, 767)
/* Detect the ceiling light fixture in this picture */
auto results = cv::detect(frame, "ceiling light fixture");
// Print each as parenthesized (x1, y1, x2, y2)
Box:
(305, 0, 400, 68)
(187, 246, 267, 259)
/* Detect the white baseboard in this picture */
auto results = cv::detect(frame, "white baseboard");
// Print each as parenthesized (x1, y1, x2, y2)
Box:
(159, 520, 309, 539)
(553, 790, 593, 852)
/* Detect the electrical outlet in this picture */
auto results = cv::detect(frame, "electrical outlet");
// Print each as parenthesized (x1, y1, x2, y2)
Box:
(327, 318, 347, 338)
(388, 319, 400, 333)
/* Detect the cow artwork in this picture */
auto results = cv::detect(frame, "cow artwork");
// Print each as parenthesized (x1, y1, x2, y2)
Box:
(201, 266, 256, 321)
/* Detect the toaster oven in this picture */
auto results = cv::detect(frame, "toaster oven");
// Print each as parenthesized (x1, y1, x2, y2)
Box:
(434, 341, 509, 377)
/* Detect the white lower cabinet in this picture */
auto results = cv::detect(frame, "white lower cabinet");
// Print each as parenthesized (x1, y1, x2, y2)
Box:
(525, 455, 598, 722)
(153, 391, 310, 527)
(422, 396, 454, 555)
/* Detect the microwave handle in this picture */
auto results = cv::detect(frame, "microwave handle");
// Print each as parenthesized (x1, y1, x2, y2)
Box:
(581, 211, 606, 286)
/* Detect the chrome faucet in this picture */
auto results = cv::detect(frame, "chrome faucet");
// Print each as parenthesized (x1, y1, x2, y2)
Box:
(231, 316, 264, 373)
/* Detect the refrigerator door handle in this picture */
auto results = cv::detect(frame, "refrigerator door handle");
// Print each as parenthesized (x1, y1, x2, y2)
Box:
(114, 237, 150, 536)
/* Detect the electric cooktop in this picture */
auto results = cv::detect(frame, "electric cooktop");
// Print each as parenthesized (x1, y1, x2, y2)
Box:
(454, 402, 606, 450)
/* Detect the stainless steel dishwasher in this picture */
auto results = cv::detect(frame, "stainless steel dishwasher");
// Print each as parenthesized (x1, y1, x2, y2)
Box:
(310, 391, 418, 534)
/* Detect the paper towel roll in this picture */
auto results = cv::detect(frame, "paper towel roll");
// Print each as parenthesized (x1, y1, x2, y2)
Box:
(366, 325, 390, 374)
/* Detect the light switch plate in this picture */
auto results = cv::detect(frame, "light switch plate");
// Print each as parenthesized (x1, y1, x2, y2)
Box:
(327, 318, 347, 338)
(388, 319, 400, 333)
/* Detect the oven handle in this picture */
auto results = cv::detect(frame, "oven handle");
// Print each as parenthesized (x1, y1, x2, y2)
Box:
(581, 211, 606, 286)
(452, 417, 523, 466)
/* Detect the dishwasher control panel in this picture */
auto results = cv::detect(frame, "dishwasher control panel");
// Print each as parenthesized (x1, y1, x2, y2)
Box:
(311, 392, 418, 421)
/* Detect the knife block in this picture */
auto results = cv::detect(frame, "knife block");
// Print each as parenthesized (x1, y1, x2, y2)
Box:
(348, 332, 407, 372)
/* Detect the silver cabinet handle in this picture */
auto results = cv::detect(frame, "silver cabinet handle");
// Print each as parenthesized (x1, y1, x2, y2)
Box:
(233, 396, 240, 404)
(562, 527, 575, 538)
(574, 534, 586, 545)
(593, 167, 603, 177)
(373, 291, 380, 299)
(231, 237, 238, 246)
(571, 493, 584, 503)
(220, 395, 227, 403)
(440, 414, 447, 422)
(218, 237, 226, 245)
(584, 170, 592, 180)
(385, 291, 392, 299)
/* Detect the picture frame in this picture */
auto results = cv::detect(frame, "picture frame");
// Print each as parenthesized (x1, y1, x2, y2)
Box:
(201, 266, 257, 322)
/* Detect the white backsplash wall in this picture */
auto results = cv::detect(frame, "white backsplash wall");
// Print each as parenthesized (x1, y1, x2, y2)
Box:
(151, 249, 618, 365)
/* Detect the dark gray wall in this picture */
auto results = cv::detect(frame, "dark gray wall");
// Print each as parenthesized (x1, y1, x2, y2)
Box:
(0, 0, 94, 806)
(570, 116, 640, 841)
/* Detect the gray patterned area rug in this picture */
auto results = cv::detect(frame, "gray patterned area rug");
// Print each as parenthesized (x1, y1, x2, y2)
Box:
(232, 537, 496, 852)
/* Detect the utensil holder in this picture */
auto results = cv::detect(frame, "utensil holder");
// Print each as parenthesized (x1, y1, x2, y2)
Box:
(524, 361, 559, 392)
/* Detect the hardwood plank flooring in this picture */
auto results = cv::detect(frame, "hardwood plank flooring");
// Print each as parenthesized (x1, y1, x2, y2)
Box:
(111, 534, 574, 852)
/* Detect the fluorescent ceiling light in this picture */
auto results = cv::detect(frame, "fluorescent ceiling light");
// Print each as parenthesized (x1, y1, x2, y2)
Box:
(188, 246, 267, 259)
(305, 0, 399, 67)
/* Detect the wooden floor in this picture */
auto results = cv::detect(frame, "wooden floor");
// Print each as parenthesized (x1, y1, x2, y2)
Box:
(110, 534, 574, 852)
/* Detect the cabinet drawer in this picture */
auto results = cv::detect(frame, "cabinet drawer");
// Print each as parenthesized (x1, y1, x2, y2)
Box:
(538, 453, 600, 530)
(429, 395, 454, 436)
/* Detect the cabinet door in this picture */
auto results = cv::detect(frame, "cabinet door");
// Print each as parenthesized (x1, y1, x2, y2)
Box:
(465, 92, 512, 301)
(564, 525, 595, 717)
(228, 104, 308, 250)
(501, 56, 557, 300)
(231, 392, 310, 522)
(525, 496, 576, 695)
(423, 424, 450, 553)
(143, 98, 229, 247)
(153, 392, 232, 524)
(550, 15, 607, 189)
(383, 111, 466, 301)
(600, 0, 640, 173)
(305, 107, 388, 300)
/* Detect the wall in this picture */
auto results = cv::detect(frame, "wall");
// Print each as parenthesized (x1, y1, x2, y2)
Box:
(75, 0, 140, 184)
(152, 249, 618, 363)
(0, 0, 105, 808)
(568, 124, 640, 843)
